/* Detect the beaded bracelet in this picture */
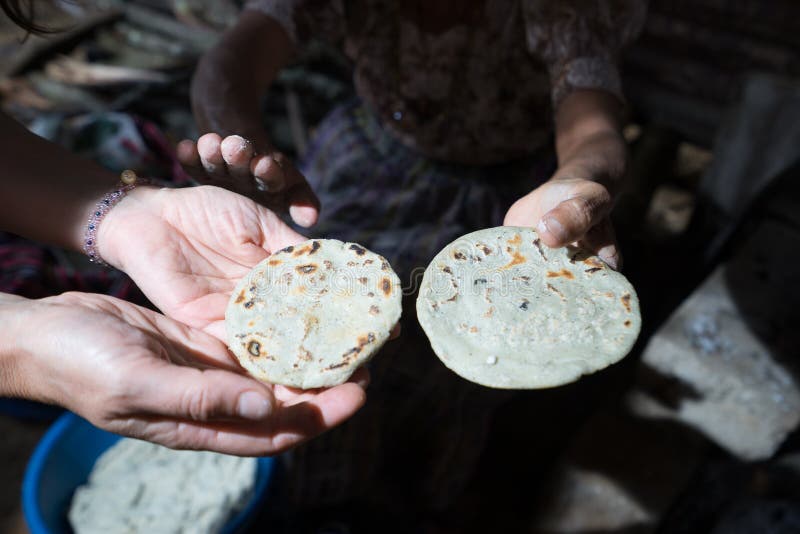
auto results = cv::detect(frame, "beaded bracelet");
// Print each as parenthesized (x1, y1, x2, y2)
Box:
(83, 170, 146, 267)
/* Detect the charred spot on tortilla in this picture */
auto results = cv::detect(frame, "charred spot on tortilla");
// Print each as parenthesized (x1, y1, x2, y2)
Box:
(247, 340, 261, 357)
(380, 277, 392, 296)
(349, 244, 366, 255)
(546, 269, 574, 279)
(296, 264, 317, 274)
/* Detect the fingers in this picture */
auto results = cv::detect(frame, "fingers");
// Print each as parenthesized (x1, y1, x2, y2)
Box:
(536, 183, 612, 248)
(270, 382, 367, 448)
(220, 135, 256, 181)
(503, 178, 620, 268)
(250, 152, 285, 193)
(348, 367, 371, 389)
(178, 133, 320, 226)
(176, 139, 208, 183)
(128, 362, 276, 423)
(187, 134, 259, 191)
(196, 133, 227, 179)
(255, 203, 309, 252)
(176, 139, 201, 168)
(119, 381, 367, 456)
(288, 180, 320, 228)
(251, 152, 319, 227)
(581, 216, 622, 270)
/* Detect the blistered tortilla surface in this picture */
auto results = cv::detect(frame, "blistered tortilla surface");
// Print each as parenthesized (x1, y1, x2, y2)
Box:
(226, 239, 402, 389)
(416, 227, 641, 389)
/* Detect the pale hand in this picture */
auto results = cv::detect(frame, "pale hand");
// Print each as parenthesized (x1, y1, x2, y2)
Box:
(5, 292, 368, 455)
(98, 185, 306, 341)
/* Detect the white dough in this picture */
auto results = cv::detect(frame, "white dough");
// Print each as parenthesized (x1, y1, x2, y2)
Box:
(68, 438, 257, 534)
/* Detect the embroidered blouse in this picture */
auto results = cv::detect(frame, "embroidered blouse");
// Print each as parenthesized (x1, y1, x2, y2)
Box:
(246, 0, 646, 164)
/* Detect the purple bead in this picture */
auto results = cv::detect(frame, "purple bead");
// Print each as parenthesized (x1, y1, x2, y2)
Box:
(87, 240, 92, 245)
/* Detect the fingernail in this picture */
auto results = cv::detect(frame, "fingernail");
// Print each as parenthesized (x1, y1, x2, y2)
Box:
(536, 219, 548, 235)
(237, 391, 271, 420)
(254, 176, 270, 192)
(603, 256, 618, 270)
(603, 250, 621, 271)
(539, 217, 567, 242)
(230, 135, 250, 151)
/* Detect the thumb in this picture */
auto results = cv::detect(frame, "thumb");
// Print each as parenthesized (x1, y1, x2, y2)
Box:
(130, 361, 277, 423)
(536, 183, 612, 247)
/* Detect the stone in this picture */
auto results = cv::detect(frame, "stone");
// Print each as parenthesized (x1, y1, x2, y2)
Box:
(631, 220, 800, 460)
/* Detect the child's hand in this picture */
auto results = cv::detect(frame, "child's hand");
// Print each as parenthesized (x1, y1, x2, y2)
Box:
(504, 164, 620, 269)
(177, 133, 320, 228)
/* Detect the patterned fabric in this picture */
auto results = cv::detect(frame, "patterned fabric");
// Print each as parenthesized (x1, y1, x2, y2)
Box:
(245, 0, 646, 165)
(278, 99, 555, 516)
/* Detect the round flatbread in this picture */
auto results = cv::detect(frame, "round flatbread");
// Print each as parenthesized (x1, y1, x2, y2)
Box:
(226, 239, 402, 389)
(416, 226, 641, 389)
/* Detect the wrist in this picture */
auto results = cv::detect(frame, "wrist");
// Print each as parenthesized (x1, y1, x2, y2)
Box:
(95, 185, 163, 272)
(0, 295, 31, 398)
(555, 130, 627, 193)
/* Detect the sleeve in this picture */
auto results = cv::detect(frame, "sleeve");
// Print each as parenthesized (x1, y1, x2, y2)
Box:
(243, 0, 346, 48)
(523, 0, 647, 109)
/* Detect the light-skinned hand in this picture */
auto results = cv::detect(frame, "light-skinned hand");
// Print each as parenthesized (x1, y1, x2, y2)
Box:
(2, 291, 368, 456)
(97, 184, 307, 340)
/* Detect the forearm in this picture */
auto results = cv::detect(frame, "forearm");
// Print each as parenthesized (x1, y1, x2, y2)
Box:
(0, 112, 115, 252)
(192, 10, 294, 142)
(553, 90, 627, 191)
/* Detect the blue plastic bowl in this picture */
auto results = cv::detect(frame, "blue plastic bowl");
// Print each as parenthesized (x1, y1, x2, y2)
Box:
(22, 412, 275, 534)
